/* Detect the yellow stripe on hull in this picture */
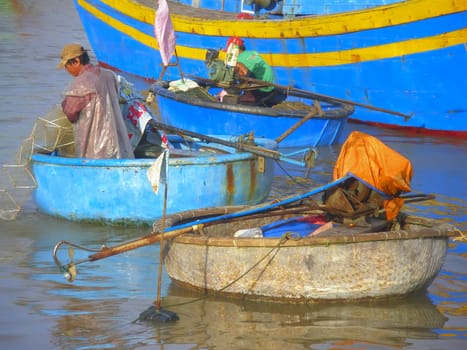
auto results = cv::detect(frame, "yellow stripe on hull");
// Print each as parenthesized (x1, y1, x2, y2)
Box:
(79, 0, 467, 67)
(99, 0, 467, 37)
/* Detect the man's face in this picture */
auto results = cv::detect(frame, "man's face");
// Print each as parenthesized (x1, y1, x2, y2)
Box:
(65, 58, 81, 77)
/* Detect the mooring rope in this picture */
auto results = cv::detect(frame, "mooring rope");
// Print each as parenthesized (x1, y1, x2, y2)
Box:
(159, 232, 301, 309)
(452, 228, 466, 242)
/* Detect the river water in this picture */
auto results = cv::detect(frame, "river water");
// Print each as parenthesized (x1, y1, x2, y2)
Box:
(0, 1, 466, 349)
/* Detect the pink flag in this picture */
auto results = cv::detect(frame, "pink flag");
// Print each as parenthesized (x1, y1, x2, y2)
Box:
(154, 0, 176, 66)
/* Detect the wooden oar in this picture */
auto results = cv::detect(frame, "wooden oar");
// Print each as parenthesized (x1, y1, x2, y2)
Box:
(87, 225, 200, 262)
(54, 204, 315, 273)
(275, 109, 319, 144)
(89, 205, 319, 262)
(54, 176, 441, 270)
(53, 177, 353, 274)
(52, 224, 205, 275)
(150, 120, 315, 168)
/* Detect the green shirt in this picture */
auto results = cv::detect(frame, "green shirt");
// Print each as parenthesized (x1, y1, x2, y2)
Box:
(237, 50, 274, 92)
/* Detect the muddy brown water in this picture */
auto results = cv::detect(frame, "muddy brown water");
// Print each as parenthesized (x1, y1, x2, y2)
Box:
(0, 1, 465, 349)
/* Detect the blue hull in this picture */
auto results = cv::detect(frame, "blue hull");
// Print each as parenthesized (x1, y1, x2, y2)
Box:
(31, 137, 276, 224)
(73, 0, 467, 137)
(151, 81, 351, 147)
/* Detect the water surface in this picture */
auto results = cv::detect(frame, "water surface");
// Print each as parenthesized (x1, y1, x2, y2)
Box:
(0, 1, 465, 349)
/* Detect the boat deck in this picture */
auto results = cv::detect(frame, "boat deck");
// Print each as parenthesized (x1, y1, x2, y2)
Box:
(138, 0, 252, 20)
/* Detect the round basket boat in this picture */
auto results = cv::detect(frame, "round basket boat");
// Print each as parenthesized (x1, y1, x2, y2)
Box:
(160, 206, 457, 301)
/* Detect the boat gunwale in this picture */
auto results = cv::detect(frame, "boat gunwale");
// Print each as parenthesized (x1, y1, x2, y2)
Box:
(159, 206, 458, 248)
(171, 223, 456, 248)
(152, 82, 353, 120)
(30, 141, 272, 167)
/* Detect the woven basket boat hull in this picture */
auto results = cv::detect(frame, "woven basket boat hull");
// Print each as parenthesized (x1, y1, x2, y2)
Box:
(162, 206, 456, 301)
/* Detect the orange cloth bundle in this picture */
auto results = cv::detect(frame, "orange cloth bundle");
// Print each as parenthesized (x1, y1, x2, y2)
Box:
(333, 131, 413, 220)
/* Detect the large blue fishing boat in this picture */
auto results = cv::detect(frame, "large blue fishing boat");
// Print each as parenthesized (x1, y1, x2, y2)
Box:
(73, 0, 467, 137)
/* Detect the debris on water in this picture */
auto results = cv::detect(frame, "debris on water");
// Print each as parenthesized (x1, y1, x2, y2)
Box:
(138, 305, 179, 323)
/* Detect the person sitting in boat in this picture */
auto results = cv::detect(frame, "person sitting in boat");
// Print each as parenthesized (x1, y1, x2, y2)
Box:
(58, 43, 134, 159)
(225, 36, 286, 107)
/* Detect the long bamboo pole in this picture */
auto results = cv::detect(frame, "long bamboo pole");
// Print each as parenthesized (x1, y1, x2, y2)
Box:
(186, 74, 412, 120)
(240, 76, 413, 121)
(150, 120, 313, 168)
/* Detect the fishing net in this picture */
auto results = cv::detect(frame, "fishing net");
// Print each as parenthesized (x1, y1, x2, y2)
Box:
(0, 105, 74, 220)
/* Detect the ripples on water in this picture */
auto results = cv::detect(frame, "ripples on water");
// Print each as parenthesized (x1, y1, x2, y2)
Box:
(0, 1, 466, 349)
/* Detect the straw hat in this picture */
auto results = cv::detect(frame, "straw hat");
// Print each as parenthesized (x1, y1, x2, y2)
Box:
(57, 43, 87, 69)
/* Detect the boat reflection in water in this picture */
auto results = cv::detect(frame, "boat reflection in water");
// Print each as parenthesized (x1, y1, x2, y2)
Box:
(158, 284, 446, 349)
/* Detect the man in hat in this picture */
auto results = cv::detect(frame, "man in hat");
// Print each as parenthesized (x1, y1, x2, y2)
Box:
(225, 36, 285, 107)
(58, 43, 134, 159)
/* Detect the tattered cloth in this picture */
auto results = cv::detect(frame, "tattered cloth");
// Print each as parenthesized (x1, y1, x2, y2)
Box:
(333, 131, 413, 220)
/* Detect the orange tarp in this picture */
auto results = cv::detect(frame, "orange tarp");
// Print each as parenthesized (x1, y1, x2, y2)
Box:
(333, 131, 413, 220)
